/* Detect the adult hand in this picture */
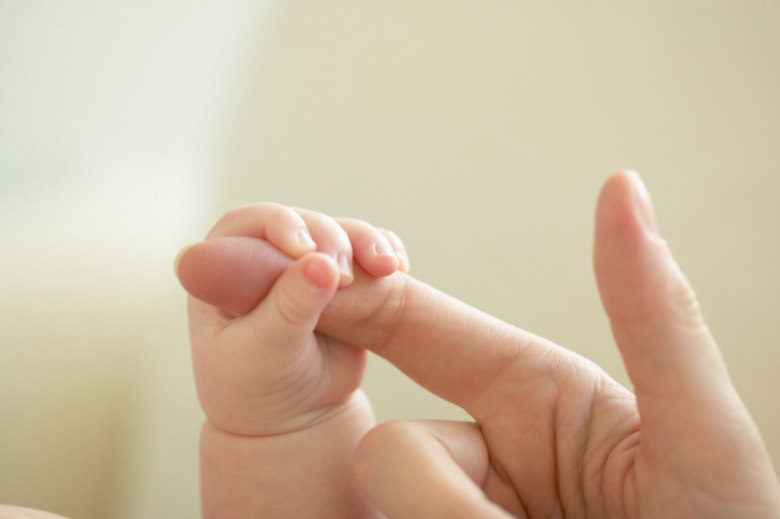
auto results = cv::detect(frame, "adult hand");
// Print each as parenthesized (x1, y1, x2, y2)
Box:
(351, 171, 780, 518)
(177, 171, 780, 517)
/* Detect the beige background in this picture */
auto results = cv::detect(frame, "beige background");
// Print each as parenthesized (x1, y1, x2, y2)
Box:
(1, 2, 779, 517)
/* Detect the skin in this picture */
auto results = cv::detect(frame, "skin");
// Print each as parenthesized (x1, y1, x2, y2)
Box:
(181, 204, 409, 517)
(176, 171, 780, 518)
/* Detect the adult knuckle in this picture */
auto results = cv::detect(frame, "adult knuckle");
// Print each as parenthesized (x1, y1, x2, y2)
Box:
(360, 274, 410, 352)
(665, 270, 706, 331)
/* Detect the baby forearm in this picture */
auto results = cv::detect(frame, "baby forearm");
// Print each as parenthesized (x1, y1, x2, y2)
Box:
(200, 391, 380, 519)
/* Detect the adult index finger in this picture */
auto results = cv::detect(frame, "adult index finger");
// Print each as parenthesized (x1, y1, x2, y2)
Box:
(176, 235, 552, 413)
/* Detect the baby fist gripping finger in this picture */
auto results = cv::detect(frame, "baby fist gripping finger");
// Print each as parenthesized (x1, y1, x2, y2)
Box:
(177, 207, 415, 437)
(193, 252, 352, 436)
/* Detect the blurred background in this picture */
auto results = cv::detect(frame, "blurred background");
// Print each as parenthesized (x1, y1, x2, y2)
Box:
(1, 1, 779, 517)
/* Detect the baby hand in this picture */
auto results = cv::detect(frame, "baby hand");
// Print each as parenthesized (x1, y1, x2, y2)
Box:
(178, 203, 408, 437)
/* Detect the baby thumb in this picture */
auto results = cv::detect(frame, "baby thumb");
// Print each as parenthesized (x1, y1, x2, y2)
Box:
(235, 251, 341, 349)
(593, 171, 732, 420)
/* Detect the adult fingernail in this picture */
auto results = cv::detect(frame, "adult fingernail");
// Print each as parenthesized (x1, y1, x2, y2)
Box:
(628, 170, 659, 235)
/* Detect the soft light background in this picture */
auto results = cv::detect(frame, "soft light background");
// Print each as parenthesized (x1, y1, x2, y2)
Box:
(1, 1, 778, 517)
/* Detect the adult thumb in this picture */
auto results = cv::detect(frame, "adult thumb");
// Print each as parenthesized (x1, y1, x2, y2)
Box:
(594, 172, 780, 514)
(593, 171, 733, 421)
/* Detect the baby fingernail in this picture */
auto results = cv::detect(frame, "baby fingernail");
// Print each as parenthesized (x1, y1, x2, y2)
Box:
(296, 227, 317, 251)
(372, 241, 393, 256)
(396, 250, 410, 272)
(337, 252, 353, 280)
